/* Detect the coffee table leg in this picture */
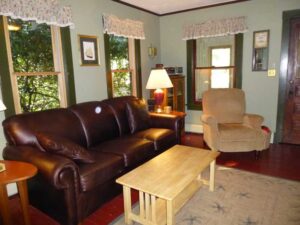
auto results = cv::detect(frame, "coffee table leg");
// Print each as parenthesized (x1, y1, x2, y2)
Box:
(166, 200, 174, 225)
(0, 184, 12, 225)
(209, 160, 216, 191)
(123, 186, 133, 225)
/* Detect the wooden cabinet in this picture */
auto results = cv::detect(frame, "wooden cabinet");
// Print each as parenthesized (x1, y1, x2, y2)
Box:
(150, 75, 185, 112)
(167, 75, 185, 112)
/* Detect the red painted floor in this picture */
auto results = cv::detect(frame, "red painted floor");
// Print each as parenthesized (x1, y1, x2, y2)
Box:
(3, 133, 300, 225)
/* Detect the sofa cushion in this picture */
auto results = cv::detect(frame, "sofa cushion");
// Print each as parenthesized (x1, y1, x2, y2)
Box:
(36, 133, 95, 164)
(126, 99, 150, 133)
(69, 102, 120, 147)
(133, 128, 177, 151)
(90, 137, 154, 167)
(78, 152, 124, 192)
(102, 96, 136, 136)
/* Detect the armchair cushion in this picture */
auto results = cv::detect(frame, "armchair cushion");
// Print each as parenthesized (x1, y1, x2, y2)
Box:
(36, 133, 95, 164)
(126, 99, 150, 133)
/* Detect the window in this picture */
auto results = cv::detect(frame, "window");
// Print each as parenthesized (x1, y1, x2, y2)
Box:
(7, 17, 67, 113)
(210, 47, 232, 88)
(1, 16, 70, 114)
(187, 34, 243, 110)
(104, 34, 141, 98)
(0, 16, 76, 116)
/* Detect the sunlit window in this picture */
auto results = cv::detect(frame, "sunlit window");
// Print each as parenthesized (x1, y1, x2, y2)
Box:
(211, 48, 231, 88)
(6, 17, 67, 113)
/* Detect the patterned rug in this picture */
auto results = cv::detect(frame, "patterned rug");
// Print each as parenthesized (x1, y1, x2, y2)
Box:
(110, 167, 300, 225)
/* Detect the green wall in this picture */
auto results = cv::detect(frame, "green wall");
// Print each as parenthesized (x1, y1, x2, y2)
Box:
(159, 0, 300, 134)
(61, 0, 161, 102)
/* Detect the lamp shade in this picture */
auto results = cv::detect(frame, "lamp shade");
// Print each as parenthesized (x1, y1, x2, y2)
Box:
(146, 69, 173, 89)
(0, 99, 6, 111)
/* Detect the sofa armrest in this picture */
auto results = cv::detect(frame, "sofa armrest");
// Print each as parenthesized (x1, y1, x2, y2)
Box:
(2, 145, 79, 190)
(243, 114, 264, 129)
(149, 113, 184, 143)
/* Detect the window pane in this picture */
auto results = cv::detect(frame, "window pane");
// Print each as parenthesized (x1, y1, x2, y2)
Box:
(211, 69, 230, 88)
(211, 48, 231, 67)
(112, 71, 132, 97)
(8, 18, 54, 72)
(196, 35, 235, 67)
(17, 75, 60, 113)
(194, 68, 234, 100)
(109, 36, 129, 70)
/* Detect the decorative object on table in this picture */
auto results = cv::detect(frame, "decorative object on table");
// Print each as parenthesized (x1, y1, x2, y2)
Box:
(164, 66, 183, 75)
(78, 35, 100, 66)
(146, 68, 173, 113)
(148, 45, 157, 58)
(164, 106, 172, 113)
(0, 163, 5, 172)
(252, 30, 269, 71)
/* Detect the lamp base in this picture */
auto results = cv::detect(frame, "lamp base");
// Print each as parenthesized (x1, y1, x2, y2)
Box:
(155, 105, 163, 113)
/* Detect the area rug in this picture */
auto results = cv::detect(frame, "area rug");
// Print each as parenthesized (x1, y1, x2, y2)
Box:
(110, 167, 300, 225)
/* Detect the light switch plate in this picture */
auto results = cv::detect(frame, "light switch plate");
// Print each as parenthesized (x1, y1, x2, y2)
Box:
(268, 69, 276, 77)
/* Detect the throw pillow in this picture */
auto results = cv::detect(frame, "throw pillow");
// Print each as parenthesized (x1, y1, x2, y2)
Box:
(126, 99, 150, 133)
(36, 133, 95, 163)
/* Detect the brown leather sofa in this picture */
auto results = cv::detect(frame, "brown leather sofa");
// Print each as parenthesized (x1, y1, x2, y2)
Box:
(2, 96, 183, 225)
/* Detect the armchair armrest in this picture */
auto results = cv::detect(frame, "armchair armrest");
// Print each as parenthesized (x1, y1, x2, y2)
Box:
(201, 114, 219, 150)
(2, 145, 79, 190)
(201, 114, 218, 129)
(243, 114, 264, 129)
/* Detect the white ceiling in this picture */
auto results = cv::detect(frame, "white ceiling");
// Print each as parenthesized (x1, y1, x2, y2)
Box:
(118, 0, 243, 15)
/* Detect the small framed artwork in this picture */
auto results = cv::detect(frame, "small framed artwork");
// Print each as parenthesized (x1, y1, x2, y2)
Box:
(252, 30, 269, 71)
(78, 35, 100, 66)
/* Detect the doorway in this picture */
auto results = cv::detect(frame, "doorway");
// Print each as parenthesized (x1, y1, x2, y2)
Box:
(276, 10, 300, 144)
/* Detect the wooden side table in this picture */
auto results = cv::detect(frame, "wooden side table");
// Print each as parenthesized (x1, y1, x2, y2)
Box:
(0, 160, 37, 225)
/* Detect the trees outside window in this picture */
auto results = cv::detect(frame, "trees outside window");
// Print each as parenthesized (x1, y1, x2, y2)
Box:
(4, 17, 67, 113)
(104, 34, 141, 98)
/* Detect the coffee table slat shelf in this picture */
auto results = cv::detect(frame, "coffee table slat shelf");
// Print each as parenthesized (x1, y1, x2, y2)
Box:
(116, 145, 220, 225)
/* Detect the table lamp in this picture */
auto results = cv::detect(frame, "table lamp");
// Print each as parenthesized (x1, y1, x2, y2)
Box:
(146, 68, 173, 112)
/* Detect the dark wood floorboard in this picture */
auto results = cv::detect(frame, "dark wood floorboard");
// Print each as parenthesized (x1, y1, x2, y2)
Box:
(2, 132, 299, 225)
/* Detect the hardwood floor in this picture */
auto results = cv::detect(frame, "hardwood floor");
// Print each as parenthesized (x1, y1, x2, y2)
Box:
(3, 132, 300, 225)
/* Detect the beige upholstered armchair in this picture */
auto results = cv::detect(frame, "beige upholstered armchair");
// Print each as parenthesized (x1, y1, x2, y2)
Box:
(201, 88, 270, 153)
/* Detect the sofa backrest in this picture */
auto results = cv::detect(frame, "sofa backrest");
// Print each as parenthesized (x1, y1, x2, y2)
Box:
(102, 96, 137, 136)
(69, 101, 120, 148)
(2, 108, 87, 147)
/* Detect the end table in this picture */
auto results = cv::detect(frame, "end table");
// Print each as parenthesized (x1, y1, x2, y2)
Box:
(0, 160, 37, 225)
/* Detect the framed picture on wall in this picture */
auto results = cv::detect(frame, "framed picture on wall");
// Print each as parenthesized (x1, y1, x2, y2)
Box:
(78, 35, 100, 66)
(252, 30, 269, 71)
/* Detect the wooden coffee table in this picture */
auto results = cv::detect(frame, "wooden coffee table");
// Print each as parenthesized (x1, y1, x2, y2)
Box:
(116, 145, 220, 225)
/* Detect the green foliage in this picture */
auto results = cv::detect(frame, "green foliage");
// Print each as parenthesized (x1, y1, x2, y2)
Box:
(109, 35, 132, 97)
(112, 71, 131, 97)
(9, 18, 60, 113)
